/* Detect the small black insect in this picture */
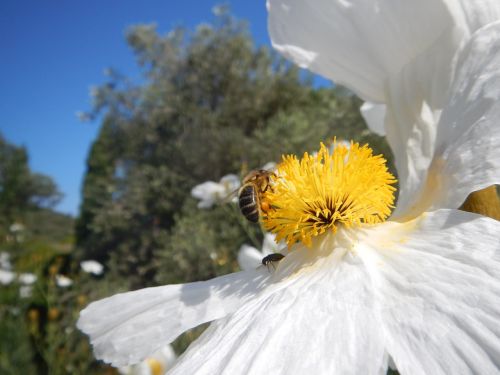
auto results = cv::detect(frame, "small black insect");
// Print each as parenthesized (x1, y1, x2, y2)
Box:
(261, 253, 285, 270)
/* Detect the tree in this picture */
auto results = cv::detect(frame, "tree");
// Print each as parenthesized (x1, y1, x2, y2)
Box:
(0, 134, 61, 231)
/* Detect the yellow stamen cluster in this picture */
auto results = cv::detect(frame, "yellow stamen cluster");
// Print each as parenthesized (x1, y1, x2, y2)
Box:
(263, 141, 397, 247)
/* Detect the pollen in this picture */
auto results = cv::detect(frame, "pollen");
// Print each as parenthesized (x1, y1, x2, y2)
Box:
(262, 141, 397, 248)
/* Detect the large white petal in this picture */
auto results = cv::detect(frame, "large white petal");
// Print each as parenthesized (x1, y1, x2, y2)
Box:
(358, 209, 500, 374)
(267, 0, 500, 102)
(431, 20, 500, 210)
(393, 21, 500, 218)
(447, 0, 500, 34)
(168, 241, 387, 375)
(77, 269, 271, 367)
(386, 101, 442, 218)
(268, 0, 500, 102)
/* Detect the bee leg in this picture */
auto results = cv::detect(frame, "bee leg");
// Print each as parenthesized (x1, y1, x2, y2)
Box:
(263, 183, 274, 194)
(267, 172, 278, 193)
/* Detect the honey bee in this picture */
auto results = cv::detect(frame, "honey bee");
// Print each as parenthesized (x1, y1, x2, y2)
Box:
(238, 169, 275, 223)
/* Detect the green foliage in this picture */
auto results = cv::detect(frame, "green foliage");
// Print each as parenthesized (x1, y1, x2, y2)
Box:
(24, 209, 74, 246)
(0, 134, 62, 227)
(0, 286, 37, 375)
(0, 133, 77, 374)
(155, 199, 260, 285)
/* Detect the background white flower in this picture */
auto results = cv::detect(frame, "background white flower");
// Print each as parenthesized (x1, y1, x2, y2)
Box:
(19, 285, 33, 299)
(0, 269, 15, 285)
(9, 223, 25, 233)
(119, 345, 176, 375)
(55, 275, 73, 287)
(190, 174, 240, 209)
(0, 252, 12, 270)
(80, 260, 104, 275)
(18, 273, 37, 285)
(0, 252, 14, 285)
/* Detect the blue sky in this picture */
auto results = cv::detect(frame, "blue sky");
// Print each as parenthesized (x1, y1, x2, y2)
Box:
(0, 0, 328, 216)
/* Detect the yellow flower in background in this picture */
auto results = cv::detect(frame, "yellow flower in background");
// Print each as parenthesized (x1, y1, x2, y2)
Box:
(48, 307, 60, 321)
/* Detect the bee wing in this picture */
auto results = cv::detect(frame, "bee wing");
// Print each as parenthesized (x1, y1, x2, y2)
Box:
(217, 174, 241, 204)
(220, 187, 239, 204)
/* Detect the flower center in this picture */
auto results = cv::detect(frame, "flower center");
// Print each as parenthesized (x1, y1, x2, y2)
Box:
(262, 141, 397, 247)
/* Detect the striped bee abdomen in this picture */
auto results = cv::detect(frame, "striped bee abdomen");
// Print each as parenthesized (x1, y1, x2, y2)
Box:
(238, 184, 260, 223)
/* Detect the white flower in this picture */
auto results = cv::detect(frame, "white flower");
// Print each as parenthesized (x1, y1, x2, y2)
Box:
(9, 223, 24, 232)
(79, 136, 500, 375)
(0, 252, 12, 270)
(119, 345, 176, 375)
(80, 260, 104, 275)
(0, 269, 15, 285)
(55, 275, 73, 287)
(18, 273, 37, 285)
(237, 233, 285, 271)
(190, 174, 240, 209)
(19, 285, 32, 298)
(77, 11, 500, 375)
